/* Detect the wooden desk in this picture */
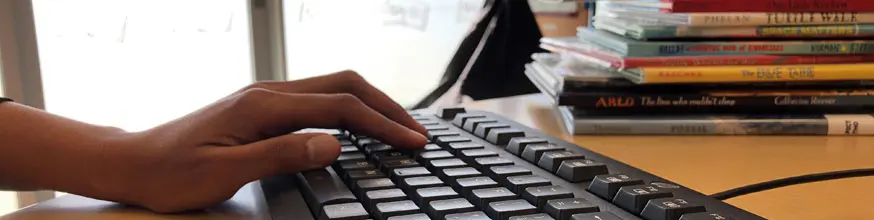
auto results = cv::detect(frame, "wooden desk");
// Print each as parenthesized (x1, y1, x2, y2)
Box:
(4, 94, 874, 220)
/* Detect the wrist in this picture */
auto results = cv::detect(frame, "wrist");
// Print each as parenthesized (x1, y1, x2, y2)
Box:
(55, 126, 141, 202)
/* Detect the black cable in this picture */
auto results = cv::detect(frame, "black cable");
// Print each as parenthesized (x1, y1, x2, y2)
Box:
(710, 168, 874, 200)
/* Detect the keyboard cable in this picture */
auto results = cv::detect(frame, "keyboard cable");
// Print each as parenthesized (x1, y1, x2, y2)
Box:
(709, 168, 874, 200)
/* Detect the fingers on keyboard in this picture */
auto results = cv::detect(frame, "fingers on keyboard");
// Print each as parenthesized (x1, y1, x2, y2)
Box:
(291, 110, 741, 220)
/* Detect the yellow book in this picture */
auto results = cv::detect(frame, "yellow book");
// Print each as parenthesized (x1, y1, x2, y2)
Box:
(622, 63, 874, 84)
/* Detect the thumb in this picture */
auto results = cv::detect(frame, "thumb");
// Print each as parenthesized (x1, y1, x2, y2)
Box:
(223, 133, 342, 182)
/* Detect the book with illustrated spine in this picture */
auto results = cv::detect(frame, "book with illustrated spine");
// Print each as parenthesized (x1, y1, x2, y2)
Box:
(540, 37, 874, 68)
(594, 2, 874, 27)
(578, 28, 874, 57)
(621, 63, 874, 83)
(598, 0, 874, 13)
(594, 18, 874, 40)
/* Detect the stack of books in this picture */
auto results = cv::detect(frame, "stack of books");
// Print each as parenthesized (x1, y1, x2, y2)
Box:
(526, 0, 874, 135)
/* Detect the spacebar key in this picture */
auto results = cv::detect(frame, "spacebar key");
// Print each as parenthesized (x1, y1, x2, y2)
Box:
(295, 168, 359, 216)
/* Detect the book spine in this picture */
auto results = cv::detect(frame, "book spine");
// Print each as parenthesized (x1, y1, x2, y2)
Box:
(622, 55, 874, 68)
(667, 0, 874, 13)
(635, 24, 874, 39)
(635, 63, 874, 83)
(687, 12, 874, 26)
(557, 92, 874, 109)
(628, 41, 874, 57)
(573, 114, 874, 135)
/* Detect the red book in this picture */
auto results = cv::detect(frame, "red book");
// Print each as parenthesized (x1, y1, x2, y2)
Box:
(617, 0, 874, 13)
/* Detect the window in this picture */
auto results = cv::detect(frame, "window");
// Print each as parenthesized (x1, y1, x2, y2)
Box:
(33, 0, 254, 132)
(283, 0, 485, 107)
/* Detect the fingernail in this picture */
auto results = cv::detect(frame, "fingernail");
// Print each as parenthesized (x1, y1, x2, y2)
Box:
(306, 135, 340, 164)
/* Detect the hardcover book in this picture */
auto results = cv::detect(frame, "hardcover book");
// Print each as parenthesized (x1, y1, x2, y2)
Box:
(557, 106, 874, 135)
(594, 18, 874, 40)
(540, 37, 874, 68)
(578, 28, 874, 57)
(595, 2, 874, 27)
(598, 0, 874, 13)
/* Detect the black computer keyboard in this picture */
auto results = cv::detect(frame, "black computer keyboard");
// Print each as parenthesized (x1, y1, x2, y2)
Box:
(259, 107, 765, 220)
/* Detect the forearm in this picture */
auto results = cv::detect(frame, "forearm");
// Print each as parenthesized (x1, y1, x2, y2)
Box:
(0, 102, 131, 194)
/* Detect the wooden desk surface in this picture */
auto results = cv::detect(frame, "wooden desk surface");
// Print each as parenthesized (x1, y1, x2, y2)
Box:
(4, 94, 874, 220)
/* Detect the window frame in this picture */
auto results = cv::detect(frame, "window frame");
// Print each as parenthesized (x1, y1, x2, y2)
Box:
(0, 0, 288, 207)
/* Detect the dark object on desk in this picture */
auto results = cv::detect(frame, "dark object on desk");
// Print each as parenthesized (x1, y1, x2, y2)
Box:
(260, 107, 765, 220)
(412, 0, 542, 109)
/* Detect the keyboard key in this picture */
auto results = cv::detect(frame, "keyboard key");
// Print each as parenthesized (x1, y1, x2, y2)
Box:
(506, 175, 552, 194)
(521, 144, 565, 164)
(429, 158, 468, 170)
(427, 198, 477, 219)
(338, 139, 354, 146)
(365, 144, 395, 154)
(461, 149, 500, 161)
(446, 211, 492, 220)
(452, 113, 487, 127)
(441, 167, 482, 180)
(571, 212, 623, 220)
(382, 159, 420, 173)
(346, 169, 387, 182)
(613, 184, 675, 213)
(414, 115, 432, 120)
(375, 200, 421, 220)
(474, 123, 511, 138)
(521, 185, 573, 208)
(388, 213, 431, 220)
(357, 138, 380, 147)
(640, 198, 707, 220)
(587, 174, 646, 200)
(372, 151, 408, 163)
(473, 157, 515, 171)
(463, 118, 498, 132)
(424, 125, 450, 131)
(486, 128, 527, 145)
(506, 137, 548, 155)
(557, 159, 610, 183)
(487, 166, 533, 183)
(319, 203, 370, 220)
(485, 199, 538, 220)
(418, 121, 439, 126)
(679, 212, 733, 220)
(510, 213, 554, 220)
(335, 161, 375, 174)
(412, 187, 461, 205)
(364, 189, 407, 209)
(438, 107, 466, 120)
(538, 151, 586, 172)
(337, 152, 367, 163)
(470, 187, 518, 208)
(296, 169, 358, 216)
(454, 176, 500, 196)
(544, 198, 600, 220)
(341, 145, 359, 153)
(417, 150, 454, 163)
(428, 131, 460, 141)
(435, 136, 472, 147)
(392, 167, 432, 182)
(400, 176, 445, 191)
(354, 178, 396, 197)
(414, 144, 443, 153)
(448, 142, 485, 154)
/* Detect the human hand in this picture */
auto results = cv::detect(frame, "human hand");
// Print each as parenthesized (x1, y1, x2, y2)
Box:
(90, 71, 428, 213)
